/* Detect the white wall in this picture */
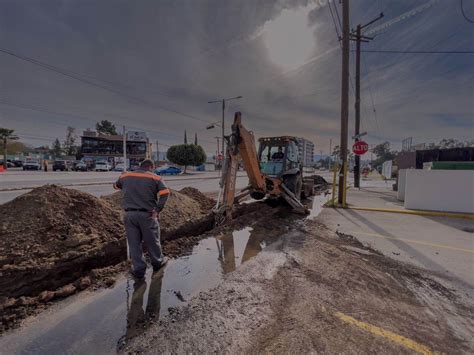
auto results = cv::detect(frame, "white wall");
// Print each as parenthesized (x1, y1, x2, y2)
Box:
(397, 169, 407, 201)
(404, 170, 474, 213)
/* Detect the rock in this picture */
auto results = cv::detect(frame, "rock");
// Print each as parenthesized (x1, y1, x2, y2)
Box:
(78, 276, 92, 290)
(38, 291, 55, 303)
(54, 284, 77, 298)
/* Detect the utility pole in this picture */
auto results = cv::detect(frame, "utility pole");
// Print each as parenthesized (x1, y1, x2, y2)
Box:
(122, 125, 127, 171)
(329, 138, 332, 171)
(214, 136, 221, 176)
(338, 0, 350, 205)
(350, 13, 384, 188)
(208, 96, 242, 159)
(156, 140, 159, 163)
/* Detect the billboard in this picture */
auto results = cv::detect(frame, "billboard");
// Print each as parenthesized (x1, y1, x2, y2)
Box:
(127, 131, 147, 142)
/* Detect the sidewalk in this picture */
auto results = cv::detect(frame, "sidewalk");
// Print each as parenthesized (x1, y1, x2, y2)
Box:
(320, 186, 474, 292)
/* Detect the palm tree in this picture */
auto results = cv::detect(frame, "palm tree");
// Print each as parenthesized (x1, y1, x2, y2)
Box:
(0, 128, 19, 169)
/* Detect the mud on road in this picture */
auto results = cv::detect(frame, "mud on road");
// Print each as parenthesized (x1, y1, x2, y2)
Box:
(0, 185, 222, 332)
(0, 184, 290, 333)
(123, 214, 473, 354)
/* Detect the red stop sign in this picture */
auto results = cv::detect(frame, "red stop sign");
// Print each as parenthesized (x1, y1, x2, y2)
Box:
(217, 154, 224, 161)
(352, 141, 369, 155)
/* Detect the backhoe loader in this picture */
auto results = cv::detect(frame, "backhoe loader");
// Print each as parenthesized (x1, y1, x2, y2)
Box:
(215, 112, 314, 224)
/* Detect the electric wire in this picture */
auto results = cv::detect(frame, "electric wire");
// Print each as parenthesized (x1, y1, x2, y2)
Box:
(461, 0, 474, 23)
(358, 49, 474, 54)
(0, 48, 214, 125)
(0, 100, 216, 145)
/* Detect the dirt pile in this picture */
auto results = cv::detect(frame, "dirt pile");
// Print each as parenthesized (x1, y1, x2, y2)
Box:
(101, 187, 215, 241)
(0, 186, 217, 331)
(0, 185, 127, 331)
(0, 185, 125, 298)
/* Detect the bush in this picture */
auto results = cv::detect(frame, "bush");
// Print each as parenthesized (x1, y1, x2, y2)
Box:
(167, 144, 206, 173)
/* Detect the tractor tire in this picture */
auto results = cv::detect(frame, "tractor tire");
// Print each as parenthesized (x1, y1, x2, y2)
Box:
(283, 174, 303, 200)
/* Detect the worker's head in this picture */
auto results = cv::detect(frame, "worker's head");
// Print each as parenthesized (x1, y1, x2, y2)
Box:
(140, 159, 155, 171)
(278, 146, 283, 152)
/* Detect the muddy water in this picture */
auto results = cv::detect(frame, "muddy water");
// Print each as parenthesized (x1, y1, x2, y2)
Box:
(0, 197, 327, 355)
(0, 227, 278, 354)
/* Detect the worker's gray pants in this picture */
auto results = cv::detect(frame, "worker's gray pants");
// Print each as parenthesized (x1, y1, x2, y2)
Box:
(124, 211, 164, 278)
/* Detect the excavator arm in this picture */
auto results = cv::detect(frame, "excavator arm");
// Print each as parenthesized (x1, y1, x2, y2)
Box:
(214, 112, 308, 225)
(215, 112, 264, 223)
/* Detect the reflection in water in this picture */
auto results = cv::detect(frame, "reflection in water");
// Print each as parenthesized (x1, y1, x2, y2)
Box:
(0, 220, 301, 354)
(217, 226, 278, 274)
(122, 269, 164, 343)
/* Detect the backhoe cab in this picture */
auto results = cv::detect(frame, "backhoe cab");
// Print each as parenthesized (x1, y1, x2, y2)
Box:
(215, 112, 312, 224)
(256, 136, 304, 200)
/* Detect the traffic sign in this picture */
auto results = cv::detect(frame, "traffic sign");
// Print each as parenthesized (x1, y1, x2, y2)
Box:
(217, 154, 224, 161)
(352, 140, 369, 155)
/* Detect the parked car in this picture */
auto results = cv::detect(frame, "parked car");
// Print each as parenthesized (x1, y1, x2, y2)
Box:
(12, 160, 24, 167)
(155, 166, 182, 175)
(95, 161, 112, 172)
(74, 161, 89, 172)
(112, 163, 126, 172)
(53, 160, 70, 171)
(23, 160, 41, 171)
(1, 160, 15, 168)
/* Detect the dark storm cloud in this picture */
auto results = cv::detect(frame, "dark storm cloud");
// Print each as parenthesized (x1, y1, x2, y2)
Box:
(0, 0, 473, 153)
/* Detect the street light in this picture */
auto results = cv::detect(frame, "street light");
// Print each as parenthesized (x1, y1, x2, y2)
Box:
(207, 96, 242, 160)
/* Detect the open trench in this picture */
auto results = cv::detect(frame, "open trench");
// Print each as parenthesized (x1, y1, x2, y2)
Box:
(0, 195, 328, 354)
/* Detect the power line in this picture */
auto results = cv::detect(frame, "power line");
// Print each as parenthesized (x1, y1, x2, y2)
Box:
(0, 99, 216, 145)
(358, 49, 474, 54)
(460, 0, 474, 23)
(332, 0, 343, 34)
(0, 47, 213, 125)
(362, 56, 382, 140)
(328, 1, 341, 40)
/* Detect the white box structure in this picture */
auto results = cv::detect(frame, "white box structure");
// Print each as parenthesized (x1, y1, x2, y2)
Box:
(404, 169, 474, 213)
(397, 169, 407, 201)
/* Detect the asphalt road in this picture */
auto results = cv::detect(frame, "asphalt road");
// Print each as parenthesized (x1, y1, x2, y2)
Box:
(323, 187, 474, 292)
(0, 170, 251, 203)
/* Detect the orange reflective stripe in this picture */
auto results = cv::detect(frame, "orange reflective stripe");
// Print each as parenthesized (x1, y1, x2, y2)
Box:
(158, 189, 170, 196)
(121, 172, 161, 181)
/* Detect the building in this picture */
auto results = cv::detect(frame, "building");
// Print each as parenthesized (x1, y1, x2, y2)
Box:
(80, 130, 150, 167)
(296, 138, 315, 167)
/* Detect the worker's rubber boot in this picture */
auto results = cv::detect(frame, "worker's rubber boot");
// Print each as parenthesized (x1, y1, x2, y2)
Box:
(153, 256, 169, 272)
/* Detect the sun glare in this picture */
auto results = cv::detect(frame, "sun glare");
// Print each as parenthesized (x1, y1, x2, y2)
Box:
(263, 6, 315, 70)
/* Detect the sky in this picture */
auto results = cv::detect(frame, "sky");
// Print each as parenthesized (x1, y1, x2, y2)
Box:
(0, 0, 473, 155)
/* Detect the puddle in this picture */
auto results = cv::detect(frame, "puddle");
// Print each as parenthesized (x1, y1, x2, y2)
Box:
(0, 196, 328, 354)
(307, 194, 331, 219)
(0, 227, 279, 354)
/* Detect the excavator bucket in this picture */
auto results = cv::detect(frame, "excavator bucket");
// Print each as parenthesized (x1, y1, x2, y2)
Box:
(280, 184, 310, 214)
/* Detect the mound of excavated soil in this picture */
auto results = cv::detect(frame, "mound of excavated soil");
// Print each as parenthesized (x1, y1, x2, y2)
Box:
(0, 185, 216, 332)
(0, 185, 126, 299)
(101, 187, 215, 240)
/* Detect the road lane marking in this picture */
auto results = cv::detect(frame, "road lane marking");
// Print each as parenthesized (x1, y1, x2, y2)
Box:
(345, 206, 474, 221)
(335, 312, 434, 355)
(350, 230, 474, 254)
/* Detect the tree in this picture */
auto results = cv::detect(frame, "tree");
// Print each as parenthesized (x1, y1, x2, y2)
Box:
(166, 144, 207, 173)
(438, 138, 464, 149)
(52, 138, 63, 157)
(63, 126, 78, 156)
(373, 141, 396, 169)
(0, 128, 19, 168)
(96, 120, 117, 135)
(332, 145, 340, 161)
(0, 140, 31, 155)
